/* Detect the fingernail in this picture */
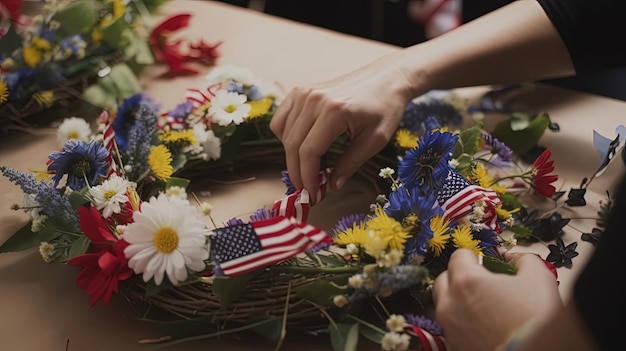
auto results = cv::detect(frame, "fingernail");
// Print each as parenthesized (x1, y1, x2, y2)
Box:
(335, 176, 346, 190)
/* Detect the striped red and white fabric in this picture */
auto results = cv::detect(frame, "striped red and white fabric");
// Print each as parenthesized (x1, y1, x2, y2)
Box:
(211, 216, 331, 276)
(100, 110, 118, 176)
(411, 325, 448, 351)
(408, 0, 462, 39)
(185, 84, 220, 109)
(272, 167, 331, 223)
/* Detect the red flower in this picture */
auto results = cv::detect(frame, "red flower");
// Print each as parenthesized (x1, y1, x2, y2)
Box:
(67, 205, 133, 306)
(149, 13, 221, 76)
(531, 149, 558, 198)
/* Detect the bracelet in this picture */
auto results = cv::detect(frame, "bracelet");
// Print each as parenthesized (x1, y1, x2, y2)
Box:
(495, 319, 539, 351)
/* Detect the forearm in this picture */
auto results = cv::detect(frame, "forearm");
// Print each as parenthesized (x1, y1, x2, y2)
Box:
(394, 0, 575, 97)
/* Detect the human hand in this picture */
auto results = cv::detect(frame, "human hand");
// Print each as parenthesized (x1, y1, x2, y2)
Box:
(269, 54, 417, 197)
(431, 249, 561, 351)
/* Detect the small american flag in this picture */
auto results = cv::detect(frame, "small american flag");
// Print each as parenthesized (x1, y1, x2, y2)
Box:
(411, 325, 448, 351)
(272, 168, 331, 223)
(211, 216, 331, 276)
(437, 170, 502, 231)
(100, 110, 118, 176)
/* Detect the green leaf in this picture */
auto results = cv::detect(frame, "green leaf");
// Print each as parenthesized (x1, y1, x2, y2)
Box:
(0, 26, 23, 56)
(249, 317, 283, 343)
(68, 187, 90, 209)
(52, 0, 100, 35)
(83, 84, 118, 110)
(0, 224, 62, 253)
(165, 177, 191, 190)
(509, 112, 531, 131)
(453, 125, 482, 159)
(170, 153, 188, 173)
(498, 192, 523, 210)
(106, 63, 143, 100)
(510, 224, 533, 240)
(100, 16, 130, 49)
(212, 270, 262, 307)
(68, 235, 91, 259)
(491, 113, 550, 156)
(295, 274, 350, 307)
(330, 323, 360, 351)
(359, 325, 384, 344)
(482, 256, 517, 275)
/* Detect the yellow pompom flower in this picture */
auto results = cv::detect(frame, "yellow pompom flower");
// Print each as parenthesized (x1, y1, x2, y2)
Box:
(366, 206, 411, 251)
(34, 91, 54, 108)
(148, 145, 173, 181)
(473, 163, 507, 194)
(451, 224, 483, 255)
(245, 97, 274, 120)
(428, 215, 452, 257)
(23, 37, 51, 67)
(334, 221, 370, 247)
(495, 205, 519, 221)
(159, 130, 197, 145)
(112, 0, 126, 17)
(0, 80, 8, 105)
(395, 129, 418, 149)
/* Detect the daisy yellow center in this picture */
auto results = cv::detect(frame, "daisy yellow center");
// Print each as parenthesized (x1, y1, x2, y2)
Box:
(224, 104, 237, 113)
(68, 131, 80, 139)
(104, 189, 118, 201)
(154, 227, 179, 253)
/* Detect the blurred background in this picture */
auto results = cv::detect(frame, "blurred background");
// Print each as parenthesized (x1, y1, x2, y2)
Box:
(215, 0, 626, 102)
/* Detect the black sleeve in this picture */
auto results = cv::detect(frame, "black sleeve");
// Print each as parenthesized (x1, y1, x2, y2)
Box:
(537, 0, 626, 74)
(573, 176, 626, 349)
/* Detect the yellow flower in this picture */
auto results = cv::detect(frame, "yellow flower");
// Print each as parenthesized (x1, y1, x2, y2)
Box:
(22, 37, 51, 67)
(451, 224, 483, 255)
(159, 130, 197, 145)
(473, 163, 506, 194)
(32, 37, 51, 50)
(363, 232, 388, 259)
(0, 80, 8, 105)
(366, 206, 411, 251)
(112, 0, 126, 18)
(428, 215, 452, 257)
(334, 221, 369, 247)
(148, 145, 173, 181)
(28, 168, 52, 181)
(34, 91, 54, 108)
(127, 187, 141, 211)
(395, 129, 418, 149)
(495, 205, 519, 221)
(245, 97, 274, 120)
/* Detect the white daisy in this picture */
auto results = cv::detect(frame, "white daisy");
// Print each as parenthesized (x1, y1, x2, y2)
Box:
(208, 89, 251, 126)
(123, 194, 209, 286)
(89, 173, 131, 218)
(56, 117, 92, 146)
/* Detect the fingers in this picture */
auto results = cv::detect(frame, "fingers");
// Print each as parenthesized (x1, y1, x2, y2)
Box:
(505, 252, 557, 280)
(431, 270, 448, 305)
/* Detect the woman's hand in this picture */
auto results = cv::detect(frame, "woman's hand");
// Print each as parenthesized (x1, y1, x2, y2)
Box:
(432, 249, 562, 351)
(269, 54, 419, 196)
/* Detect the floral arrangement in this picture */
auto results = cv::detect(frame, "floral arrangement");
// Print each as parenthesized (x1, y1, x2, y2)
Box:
(0, 0, 169, 133)
(0, 67, 618, 351)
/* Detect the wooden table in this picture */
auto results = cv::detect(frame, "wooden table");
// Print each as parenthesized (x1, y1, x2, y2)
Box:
(1, 1, 625, 350)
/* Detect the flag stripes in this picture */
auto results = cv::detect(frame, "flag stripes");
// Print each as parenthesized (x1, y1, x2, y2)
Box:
(272, 168, 331, 223)
(410, 325, 448, 351)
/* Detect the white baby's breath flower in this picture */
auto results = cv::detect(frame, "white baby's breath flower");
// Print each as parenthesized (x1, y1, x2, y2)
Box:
(378, 167, 395, 179)
(57, 117, 92, 146)
(333, 295, 349, 308)
(200, 202, 214, 216)
(38, 242, 55, 263)
(345, 243, 358, 255)
(348, 274, 364, 289)
(123, 194, 209, 286)
(448, 158, 460, 168)
(22, 194, 44, 222)
(209, 89, 251, 126)
(381, 332, 410, 351)
(165, 186, 188, 201)
(124, 165, 133, 173)
(380, 249, 403, 268)
(89, 173, 131, 218)
(386, 314, 406, 332)
(201, 129, 222, 161)
(31, 217, 47, 233)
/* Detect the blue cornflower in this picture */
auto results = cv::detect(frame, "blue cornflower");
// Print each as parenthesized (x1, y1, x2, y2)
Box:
(399, 100, 463, 135)
(403, 314, 443, 336)
(385, 187, 443, 258)
(113, 93, 160, 152)
(59, 35, 86, 57)
(280, 170, 297, 195)
(47, 140, 109, 190)
(226, 81, 244, 94)
(482, 133, 514, 163)
(398, 130, 458, 191)
(332, 213, 369, 236)
(423, 116, 442, 132)
(249, 208, 277, 222)
(473, 228, 500, 255)
(0, 166, 79, 230)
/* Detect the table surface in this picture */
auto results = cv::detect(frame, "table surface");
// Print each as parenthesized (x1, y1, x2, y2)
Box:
(1, 1, 626, 350)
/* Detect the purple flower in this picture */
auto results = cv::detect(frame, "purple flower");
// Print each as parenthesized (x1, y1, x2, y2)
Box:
(332, 213, 369, 237)
(249, 208, 277, 222)
(482, 133, 514, 163)
(226, 218, 244, 226)
(404, 314, 443, 336)
(280, 170, 297, 195)
(47, 140, 109, 190)
(113, 93, 160, 152)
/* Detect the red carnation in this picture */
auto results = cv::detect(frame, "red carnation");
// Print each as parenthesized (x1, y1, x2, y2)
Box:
(68, 205, 133, 306)
(530, 149, 558, 198)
